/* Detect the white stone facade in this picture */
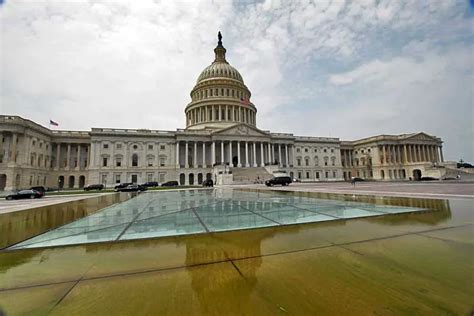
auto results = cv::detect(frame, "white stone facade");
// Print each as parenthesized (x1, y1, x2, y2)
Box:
(0, 34, 446, 190)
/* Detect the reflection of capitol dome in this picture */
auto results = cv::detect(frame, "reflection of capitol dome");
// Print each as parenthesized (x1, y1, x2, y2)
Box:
(185, 32, 257, 130)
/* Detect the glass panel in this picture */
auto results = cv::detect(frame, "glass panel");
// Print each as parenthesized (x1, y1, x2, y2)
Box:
(120, 210, 206, 240)
(9, 189, 427, 249)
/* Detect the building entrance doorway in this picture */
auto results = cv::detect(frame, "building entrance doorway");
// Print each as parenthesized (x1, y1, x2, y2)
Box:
(232, 156, 238, 167)
(413, 169, 422, 181)
(131, 174, 138, 183)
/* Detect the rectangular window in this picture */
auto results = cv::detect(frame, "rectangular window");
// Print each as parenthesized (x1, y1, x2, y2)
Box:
(148, 158, 153, 167)
(158, 173, 166, 182)
(306, 172, 310, 179)
(298, 171, 302, 179)
(305, 159, 309, 166)
(297, 159, 301, 166)
(147, 173, 153, 182)
(116, 160, 121, 167)
(101, 174, 107, 184)
(160, 145, 165, 150)
(333, 171, 336, 178)
(103, 144, 109, 149)
(116, 143, 122, 149)
(325, 171, 329, 178)
(103, 157, 108, 167)
(148, 145, 153, 150)
(115, 174, 121, 183)
(316, 172, 320, 179)
(160, 158, 166, 167)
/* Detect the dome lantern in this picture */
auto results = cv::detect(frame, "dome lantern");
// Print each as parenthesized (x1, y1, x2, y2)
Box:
(214, 31, 227, 63)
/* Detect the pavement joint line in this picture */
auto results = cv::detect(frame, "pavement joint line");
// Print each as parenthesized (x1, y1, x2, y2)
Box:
(414, 232, 473, 245)
(1, 222, 472, 293)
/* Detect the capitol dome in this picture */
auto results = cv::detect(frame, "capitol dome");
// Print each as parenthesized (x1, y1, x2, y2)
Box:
(196, 62, 244, 84)
(185, 32, 256, 130)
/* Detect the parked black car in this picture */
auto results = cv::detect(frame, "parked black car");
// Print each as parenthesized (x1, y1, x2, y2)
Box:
(84, 184, 105, 191)
(161, 181, 179, 187)
(352, 177, 365, 182)
(6, 189, 44, 200)
(114, 182, 132, 190)
(420, 177, 438, 181)
(202, 179, 214, 187)
(116, 184, 147, 192)
(265, 176, 292, 187)
(30, 186, 46, 194)
(142, 181, 159, 187)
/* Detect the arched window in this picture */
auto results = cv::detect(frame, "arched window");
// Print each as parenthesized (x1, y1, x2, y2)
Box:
(132, 154, 138, 167)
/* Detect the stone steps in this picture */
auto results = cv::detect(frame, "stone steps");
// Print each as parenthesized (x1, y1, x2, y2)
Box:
(231, 167, 272, 184)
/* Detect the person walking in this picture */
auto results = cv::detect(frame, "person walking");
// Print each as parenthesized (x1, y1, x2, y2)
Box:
(351, 177, 356, 187)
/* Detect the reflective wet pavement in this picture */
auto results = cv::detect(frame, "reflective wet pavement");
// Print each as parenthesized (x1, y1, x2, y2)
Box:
(0, 189, 472, 315)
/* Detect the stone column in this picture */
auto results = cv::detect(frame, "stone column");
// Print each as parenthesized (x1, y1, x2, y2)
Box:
(403, 145, 408, 164)
(271, 144, 274, 164)
(175, 141, 180, 168)
(396, 145, 401, 164)
(211, 141, 216, 166)
(218, 105, 222, 121)
(278, 144, 282, 167)
(285, 144, 289, 167)
(237, 141, 241, 167)
(11, 133, 17, 163)
(66, 144, 71, 169)
(193, 142, 197, 168)
(382, 145, 386, 165)
(229, 141, 233, 167)
(77, 144, 81, 169)
(202, 142, 206, 167)
(245, 141, 249, 167)
(292, 144, 296, 166)
(260, 142, 264, 167)
(439, 146, 444, 162)
(185, 141, 189, 168)
(267, 143, 271, 165)
(253, 142, 257, 167)
(220, 141, 224, 164)
(434, 145, 439, 162)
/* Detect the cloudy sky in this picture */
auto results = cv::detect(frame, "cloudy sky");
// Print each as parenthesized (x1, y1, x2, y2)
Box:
(1, 0, 473, 161)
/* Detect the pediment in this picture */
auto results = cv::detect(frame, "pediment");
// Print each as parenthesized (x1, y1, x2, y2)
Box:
(403, 132, 438, 142)
(212, 124, 270, 137)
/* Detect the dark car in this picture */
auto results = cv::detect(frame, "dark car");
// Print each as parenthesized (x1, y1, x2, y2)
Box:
(202, 179, 214, 187)
(116, 184, 147, 192)
(6, 189, 44, 200)
(161, 181, 179, 187)
(265, 176, 292, 187)
(30, 186, 46, 194)
(114, 182, 132, 190)
(142, 181, 159, 188)
(351, 177, 365, 182)
(420, 177, 438, 181)
(84, 184, 105, 191)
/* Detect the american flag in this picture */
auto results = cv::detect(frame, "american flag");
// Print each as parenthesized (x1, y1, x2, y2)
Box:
(240, 97, 250, 105)
(49, 119, 59, 126)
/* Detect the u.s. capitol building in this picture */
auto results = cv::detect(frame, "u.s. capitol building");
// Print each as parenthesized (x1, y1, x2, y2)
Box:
(0, 34, 448, 191)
